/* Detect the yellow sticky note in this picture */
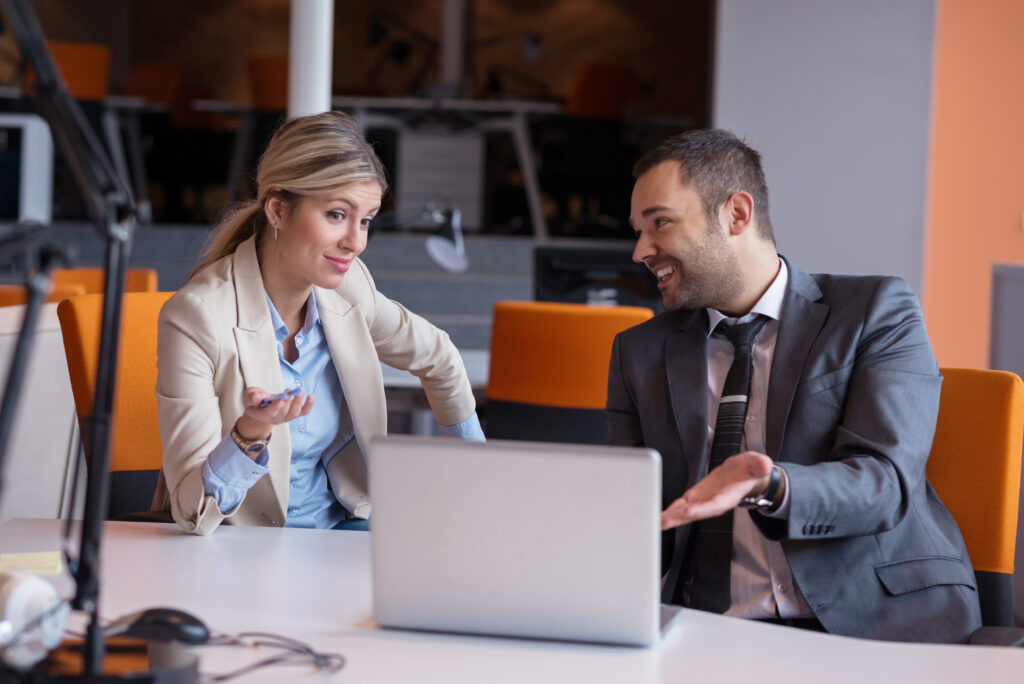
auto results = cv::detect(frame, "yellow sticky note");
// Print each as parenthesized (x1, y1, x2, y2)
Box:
(0, 551, 62, 575)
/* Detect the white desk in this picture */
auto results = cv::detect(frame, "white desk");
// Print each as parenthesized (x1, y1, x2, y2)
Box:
(1, 518, 1021, 683)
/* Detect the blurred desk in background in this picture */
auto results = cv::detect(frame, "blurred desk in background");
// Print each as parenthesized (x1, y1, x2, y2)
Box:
(192, 96, 560, 239)
(190, 98, 259, 208)
(381, 348, 488, 435)
(101, 94, 169, 223)
(333, 95, 559, 240)
(0, 86, 165, 223)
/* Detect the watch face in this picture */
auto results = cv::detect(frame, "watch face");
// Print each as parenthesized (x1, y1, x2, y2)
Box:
(244, 441, 267, 455)
(738, 496, 770, 510)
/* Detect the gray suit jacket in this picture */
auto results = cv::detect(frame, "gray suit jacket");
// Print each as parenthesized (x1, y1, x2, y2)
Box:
(606, 257, 982, 642)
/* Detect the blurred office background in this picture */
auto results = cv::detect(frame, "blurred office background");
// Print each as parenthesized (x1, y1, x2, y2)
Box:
(0, 0, 1020, 368)
(0, 0, 1019, 369)
(0, 0, 716, 350)
(1, 0, 1024, 623)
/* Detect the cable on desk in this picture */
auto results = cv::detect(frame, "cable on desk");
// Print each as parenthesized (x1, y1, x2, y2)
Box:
(199, 631, 345, 682)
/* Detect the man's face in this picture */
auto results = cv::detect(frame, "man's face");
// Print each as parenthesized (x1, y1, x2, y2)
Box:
(629, 161, 742, 311)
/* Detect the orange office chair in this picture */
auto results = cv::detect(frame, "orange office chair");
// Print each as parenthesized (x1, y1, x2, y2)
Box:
(486, 301, 653, 444)
(927, 367, 1024, 641)
(247, 54, 288, 112)
(0, 282, 86, 307)
(57, 292, 174, 520)
(564, 62, 640, 120)
(25, 40, 111, 101)
(51, 267, 158, 295)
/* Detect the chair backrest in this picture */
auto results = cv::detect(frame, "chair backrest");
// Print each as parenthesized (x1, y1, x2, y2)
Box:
(927, 367, 1024, 627)
(0, 282, 86, 307)
(565, 62, 640, 119)
(51, 267, 158, 295)
(56, 292, 174, 518)
(486, 300, 653, 443)
(247, 54, 288, 111)
(26, 40, 111, 101)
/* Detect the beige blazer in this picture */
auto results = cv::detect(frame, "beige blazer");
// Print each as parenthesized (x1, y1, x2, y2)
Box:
(152, 236, 476, 535)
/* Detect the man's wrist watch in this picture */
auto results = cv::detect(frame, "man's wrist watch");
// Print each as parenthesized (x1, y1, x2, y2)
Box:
(230, 422, 271, 456)
(739, 464, 781, 511)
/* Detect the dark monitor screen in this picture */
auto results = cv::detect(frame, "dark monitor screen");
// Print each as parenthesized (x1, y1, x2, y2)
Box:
(0, 128, 23, 220)
(533, 244, 662, 313)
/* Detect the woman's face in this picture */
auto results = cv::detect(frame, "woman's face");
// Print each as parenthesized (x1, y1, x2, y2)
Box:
(268, 182, 382, 291)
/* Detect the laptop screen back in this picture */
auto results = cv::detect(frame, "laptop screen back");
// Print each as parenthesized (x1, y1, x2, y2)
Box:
(368, 435, 663, 646)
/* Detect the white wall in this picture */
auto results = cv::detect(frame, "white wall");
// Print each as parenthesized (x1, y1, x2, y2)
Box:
(713, 0, 935, 294)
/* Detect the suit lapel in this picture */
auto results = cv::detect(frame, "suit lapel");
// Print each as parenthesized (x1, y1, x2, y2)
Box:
(665, 308, 710, 491)
(662, 309, 709, 603)
(765, 257, 828, 458)
(315, 287, 388, 448)
(231, 237, 283, 393)
(230, 237, 290, 511)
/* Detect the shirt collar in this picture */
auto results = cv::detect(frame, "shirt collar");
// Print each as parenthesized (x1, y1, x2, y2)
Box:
(265, 290, 322, 343)
(706, 258, 788, 335)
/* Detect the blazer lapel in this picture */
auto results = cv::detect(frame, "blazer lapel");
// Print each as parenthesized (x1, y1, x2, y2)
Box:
(231, 237, 283, 393)
(315, 287, 388, 447)
(765, 257, 828, 458)
(230, 237, 291, 511)
(665, 308, 710, 492)
(661, 309, 709, 603)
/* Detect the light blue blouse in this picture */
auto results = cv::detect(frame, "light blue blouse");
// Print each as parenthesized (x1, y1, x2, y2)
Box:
(201, 291, 484, 527)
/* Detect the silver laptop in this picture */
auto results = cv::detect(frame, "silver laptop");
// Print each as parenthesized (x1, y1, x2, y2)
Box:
(368, 435, 678, 647)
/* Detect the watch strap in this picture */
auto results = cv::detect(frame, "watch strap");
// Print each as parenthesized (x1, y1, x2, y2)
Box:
(230, 422, 271, 455)
(738, 464, 781, 510)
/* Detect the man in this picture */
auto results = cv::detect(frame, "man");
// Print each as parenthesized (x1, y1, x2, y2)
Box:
(606, 129, 981, 642)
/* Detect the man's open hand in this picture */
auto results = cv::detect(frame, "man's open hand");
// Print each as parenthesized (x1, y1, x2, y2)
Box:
(661, 452, 776, 529)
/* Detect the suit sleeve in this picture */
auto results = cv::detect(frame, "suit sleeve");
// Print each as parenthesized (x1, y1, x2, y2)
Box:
(155, 291, 235, 535)
(755, 277, 941, 542)
(350, 259, 476, 426)
(606, 332, 645, 446)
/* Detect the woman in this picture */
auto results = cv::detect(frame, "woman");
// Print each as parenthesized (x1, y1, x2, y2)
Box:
(152, 111, 482, 535)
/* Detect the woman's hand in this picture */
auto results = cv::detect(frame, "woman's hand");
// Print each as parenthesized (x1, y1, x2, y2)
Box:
(235, 386, 315, 440)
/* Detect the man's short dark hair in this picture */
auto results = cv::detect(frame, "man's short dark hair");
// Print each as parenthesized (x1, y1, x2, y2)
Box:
(633, 129, 774, 242)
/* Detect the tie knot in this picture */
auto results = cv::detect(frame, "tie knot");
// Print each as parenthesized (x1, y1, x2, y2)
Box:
(713, 315, 767, 349)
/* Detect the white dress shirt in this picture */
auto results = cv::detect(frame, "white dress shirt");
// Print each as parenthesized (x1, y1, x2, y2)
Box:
(705, 258, 814, 619)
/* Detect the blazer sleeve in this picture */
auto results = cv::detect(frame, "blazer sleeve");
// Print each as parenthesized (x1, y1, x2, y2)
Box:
(350, 259, 476, 426)
(155, 290, 235, 535)
(755, 277, 942, 542)
(606, 333, 645, 446)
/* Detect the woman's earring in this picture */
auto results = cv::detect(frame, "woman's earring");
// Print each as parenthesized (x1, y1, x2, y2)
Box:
(274, 223, 279, 240)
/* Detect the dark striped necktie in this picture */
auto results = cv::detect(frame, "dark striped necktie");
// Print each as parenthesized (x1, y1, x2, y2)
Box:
(677, 314, 768, 613)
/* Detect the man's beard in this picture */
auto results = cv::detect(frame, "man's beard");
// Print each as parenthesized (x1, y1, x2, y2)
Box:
(662, 228, 743, 312)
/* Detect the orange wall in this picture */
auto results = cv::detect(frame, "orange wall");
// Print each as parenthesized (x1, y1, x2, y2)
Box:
(925, 0, 1024, 367)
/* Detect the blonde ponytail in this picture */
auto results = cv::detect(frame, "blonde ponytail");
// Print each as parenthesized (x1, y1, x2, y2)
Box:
(192, 201, 265, 277)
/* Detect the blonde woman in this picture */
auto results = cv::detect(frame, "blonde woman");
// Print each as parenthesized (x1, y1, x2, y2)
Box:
(152, 111, 482, 535)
